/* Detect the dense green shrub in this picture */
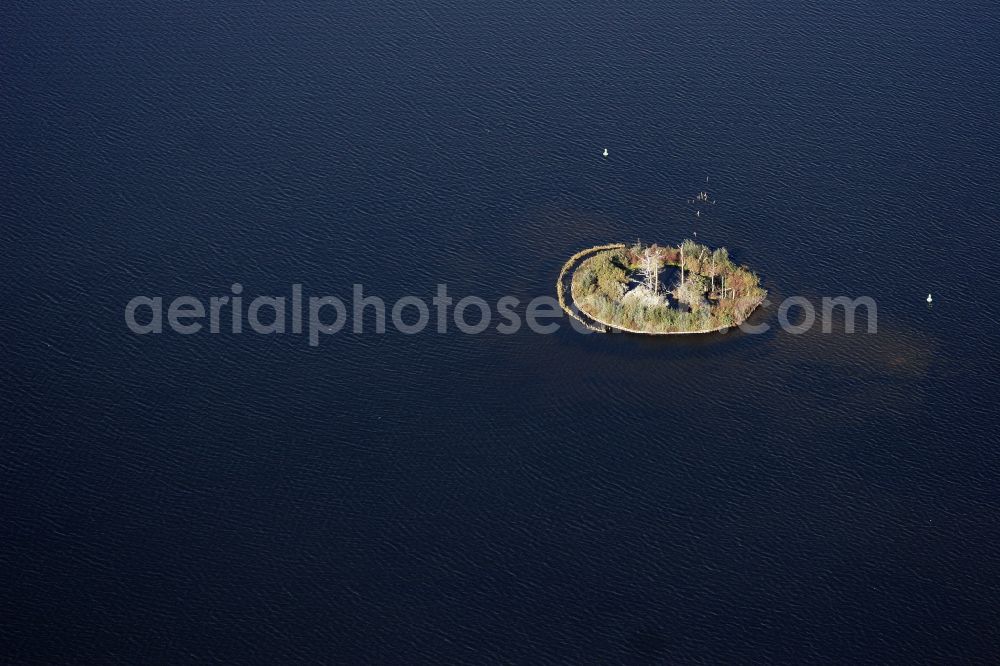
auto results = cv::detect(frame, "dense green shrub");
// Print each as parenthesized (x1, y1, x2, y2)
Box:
(583, 251, 629, 301)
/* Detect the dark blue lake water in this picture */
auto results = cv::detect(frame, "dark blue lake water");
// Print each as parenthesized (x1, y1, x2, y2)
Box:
(4, 0, 1000, 662)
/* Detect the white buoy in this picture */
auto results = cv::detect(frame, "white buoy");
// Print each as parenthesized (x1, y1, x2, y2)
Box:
(602, 148, 608, 158)
(926, 293, 933, 303)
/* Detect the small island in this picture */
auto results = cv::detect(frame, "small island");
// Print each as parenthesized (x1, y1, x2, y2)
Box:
(558, 240, 766, 334)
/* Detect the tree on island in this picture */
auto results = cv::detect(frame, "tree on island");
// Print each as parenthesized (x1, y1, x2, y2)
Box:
(565, 239, 766, 334)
